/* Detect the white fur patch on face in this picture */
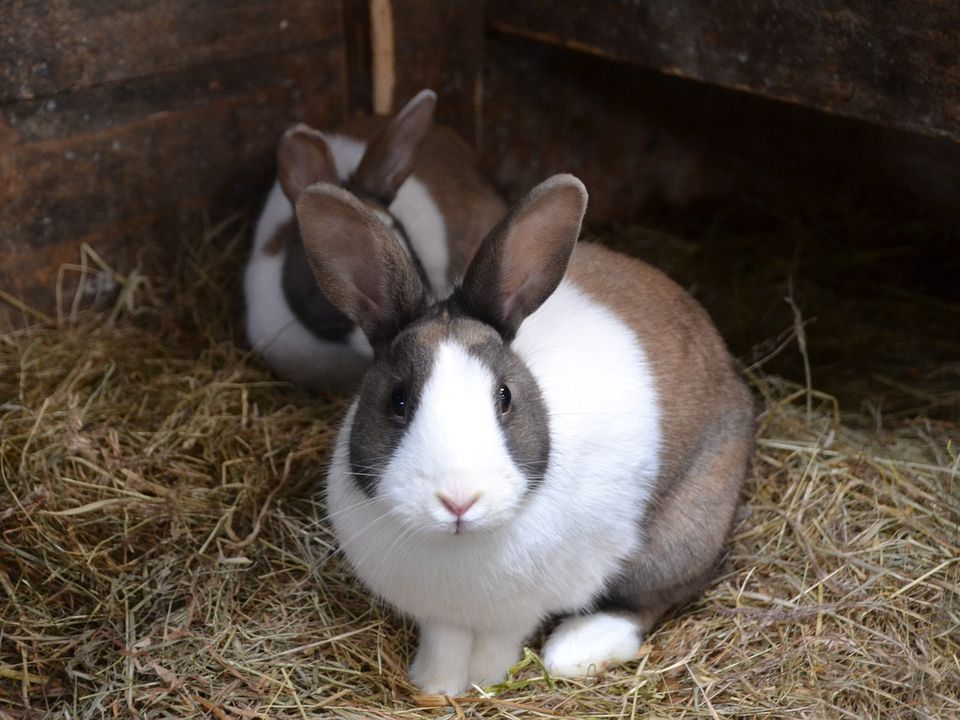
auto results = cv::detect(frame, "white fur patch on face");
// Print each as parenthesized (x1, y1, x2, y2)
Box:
(541, 612, 644, 678)
(383, 340, 524, 534)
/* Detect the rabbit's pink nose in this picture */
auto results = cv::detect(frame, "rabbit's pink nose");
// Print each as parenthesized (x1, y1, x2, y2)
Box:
(437, 492, 480, 518)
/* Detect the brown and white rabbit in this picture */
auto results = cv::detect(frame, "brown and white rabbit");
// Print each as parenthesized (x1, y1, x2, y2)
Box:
(295, 174, 755, 694)
(245, 89, 506, 390)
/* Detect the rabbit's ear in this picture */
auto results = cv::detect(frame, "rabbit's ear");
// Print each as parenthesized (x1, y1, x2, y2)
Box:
(277, 124, 339, 202)
(350, 89, 436, 203)
(296, 183, 427, 351)
(458, 175, 587, 340)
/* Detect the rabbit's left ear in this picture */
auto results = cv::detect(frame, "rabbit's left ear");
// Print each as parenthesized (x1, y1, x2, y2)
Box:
(296, 183, 427, 351)
(277, 124, 339, 202)
(458, 174, 587, 341)
(351, 89, 436, 203)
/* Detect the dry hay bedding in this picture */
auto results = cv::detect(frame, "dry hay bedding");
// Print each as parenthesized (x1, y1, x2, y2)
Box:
(0, 223, 958, 719)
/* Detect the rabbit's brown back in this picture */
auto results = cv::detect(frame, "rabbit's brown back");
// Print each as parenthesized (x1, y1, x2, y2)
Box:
(568, 241, 755, 628)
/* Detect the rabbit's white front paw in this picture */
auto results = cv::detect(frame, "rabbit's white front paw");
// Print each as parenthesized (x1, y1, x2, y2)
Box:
(409, 623, 472, 695)
(468, 626, 530, 688)
(542, 612, 643, 678)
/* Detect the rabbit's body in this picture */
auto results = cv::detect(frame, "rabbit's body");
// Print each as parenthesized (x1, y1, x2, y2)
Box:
(296, 176, 754, 694)
(328, 264, 661, 625)
(245, 91, 505, 391)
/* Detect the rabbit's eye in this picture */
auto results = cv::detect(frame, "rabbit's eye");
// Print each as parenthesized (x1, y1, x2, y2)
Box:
(390, 386, 408, 419)
(498, 384, 512, 414)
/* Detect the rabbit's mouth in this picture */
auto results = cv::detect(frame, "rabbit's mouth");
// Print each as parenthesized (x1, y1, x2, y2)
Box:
(436, 517, 502, 538)
(452, 517, 471, 535)
(389, 495, 518, 538)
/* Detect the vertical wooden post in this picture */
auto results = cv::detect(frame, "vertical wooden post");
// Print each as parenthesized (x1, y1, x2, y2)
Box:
(370, 0, 397, 115)
(343, 0, 485, 148)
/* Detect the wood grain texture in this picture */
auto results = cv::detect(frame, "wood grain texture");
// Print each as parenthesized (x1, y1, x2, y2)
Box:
(488, 0, 960, 143)
(0, 0, 343, 102)
(389, 0, 484, 148)
(341, 0, 484, 144)
(482, 34, 960, 227)
(1, 41, 346, 327)
(481, 36, 732, 226)
(342, 0, 373, 115)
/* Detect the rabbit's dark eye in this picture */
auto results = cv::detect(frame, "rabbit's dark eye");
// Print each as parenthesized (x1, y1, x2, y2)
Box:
(498, 384, 512, 414)
(390, 386, 408, 419)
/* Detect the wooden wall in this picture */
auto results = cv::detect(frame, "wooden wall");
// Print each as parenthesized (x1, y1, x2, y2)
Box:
(479, 33, 960, 227)
(2, 0, 958, 329)
(343, 0, 483, 146)
(479, 1, 960, 228)
(1, 1, 347, 327)
(488, 0, 960, 145)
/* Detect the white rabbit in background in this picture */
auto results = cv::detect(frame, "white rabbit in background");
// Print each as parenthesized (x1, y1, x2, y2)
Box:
(245, 89, 505, 391)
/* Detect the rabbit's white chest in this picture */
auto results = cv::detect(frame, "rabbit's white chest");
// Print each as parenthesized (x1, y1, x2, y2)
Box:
(329, 463, 646, 628)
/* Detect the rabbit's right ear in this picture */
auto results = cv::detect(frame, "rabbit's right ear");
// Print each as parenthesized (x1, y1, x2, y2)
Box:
(278, 124, 339, 203)
(459, 174, 587, 341)
(350, 89, 436, 203)
(296, 184, 427, 350)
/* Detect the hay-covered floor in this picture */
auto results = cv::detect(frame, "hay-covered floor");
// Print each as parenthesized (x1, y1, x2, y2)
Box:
(1, 219, 958, 719)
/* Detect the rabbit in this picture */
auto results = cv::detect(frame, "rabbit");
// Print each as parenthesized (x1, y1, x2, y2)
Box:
(294, 173, 755, 695)
(245, 89, 506, 391)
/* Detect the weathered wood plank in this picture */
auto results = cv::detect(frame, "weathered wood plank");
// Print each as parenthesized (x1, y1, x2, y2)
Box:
(481, 35, 730, 227)
(0, 42, 346, 326)
(391, 0, 484, 148)
(482, 34, 960, 227)
(488, 0, 960, 143)
(0, 0, 343, 102)
(343, 0, 483, 147)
